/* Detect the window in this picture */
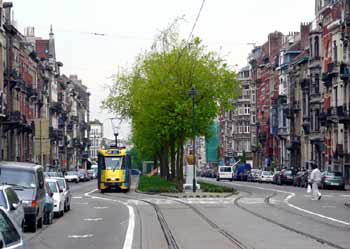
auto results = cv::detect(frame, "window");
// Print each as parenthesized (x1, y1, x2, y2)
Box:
(333, 40, 338, 63)
(0, 209, 21, 246)
(309, 38, 313, 57)
(5, 188, 19, 206)
(244, 104, 250, 114)
(314, 36, 319, 57)
(314, 74, 319, 94)
(239, 126, 243, 134)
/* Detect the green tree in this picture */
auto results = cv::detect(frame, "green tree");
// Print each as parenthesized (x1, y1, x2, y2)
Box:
(103, 21, 240, 191)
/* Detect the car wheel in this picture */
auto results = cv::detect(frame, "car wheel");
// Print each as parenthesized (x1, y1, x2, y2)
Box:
(67, 203, 71, 211)
(31, 221, 37, 233)
(75, 179, 79, 183)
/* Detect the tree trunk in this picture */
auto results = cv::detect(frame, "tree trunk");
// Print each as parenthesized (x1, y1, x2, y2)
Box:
(170, 137, 176, 180)
(177, 135, 184, 192)
(176, 142, 181, 191)
(158, 149, 165, 179)
(164, 142, 170, 180)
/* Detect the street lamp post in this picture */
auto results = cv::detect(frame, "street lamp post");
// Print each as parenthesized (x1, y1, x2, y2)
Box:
(190, 86, 197, 193)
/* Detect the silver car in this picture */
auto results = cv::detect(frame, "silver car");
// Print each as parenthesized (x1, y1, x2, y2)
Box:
(0, 207, 26, 248)
(0, 186, 24, 230)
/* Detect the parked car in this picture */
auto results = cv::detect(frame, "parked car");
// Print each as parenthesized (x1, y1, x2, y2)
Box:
(0, 162, 45, 232)
(279, 169, 297, 185)
(0, 207, 26, 248)
(43, 182, 54, 225)
(320, 171, 345, 190)
(293, 170, 309, 187)
(247, 169, 261, 182)
(45, 179, 65, 217)
(52, 177, 71, 212)
(217, 166, 234, 181)
(64, 171, 79, 183)
(87, 170, 96, 179)
(0, 185, 25, 230)
(258, 171, 273, 183)
(78, 169, 89, 182)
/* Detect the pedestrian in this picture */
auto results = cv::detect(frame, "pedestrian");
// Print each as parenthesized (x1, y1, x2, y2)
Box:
(310, 163, 322, 200)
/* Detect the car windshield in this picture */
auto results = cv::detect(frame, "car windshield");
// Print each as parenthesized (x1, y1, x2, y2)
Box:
(325, 172, 342, 177)
(105, 157, 123, 170)
(47, 181, 58, 193)
(262, 171, 272, 175)
(219, 167, 232, 172)
(56, 179, 66, 190)
(284, 170, 292, 175)
(0, 168, 36, 188)
(67, 172, 77, 176)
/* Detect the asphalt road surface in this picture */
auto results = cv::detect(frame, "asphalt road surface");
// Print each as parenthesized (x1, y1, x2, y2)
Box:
(25, 177, 350, 249)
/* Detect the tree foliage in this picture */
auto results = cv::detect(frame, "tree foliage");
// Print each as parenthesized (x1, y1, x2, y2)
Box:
(103, 22, 240, 190)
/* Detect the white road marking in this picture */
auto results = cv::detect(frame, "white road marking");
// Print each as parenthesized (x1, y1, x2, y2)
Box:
(73, 202, 89, 205)
(68, 234, 94, 239)
(84, 218, 103, 221)
(94, 206, 109, 209)
(72, 196, 83, 199)
(321, 206, 337, 208)
(228, 182, 350, 226)
(84, 189, 135, 249)
(341, 195, 350, 197)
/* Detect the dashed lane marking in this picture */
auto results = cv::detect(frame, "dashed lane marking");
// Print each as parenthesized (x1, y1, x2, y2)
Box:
(68, 234, 94, 239)
(73, 202, 89, 205)
(94, 206, 109, 209)
(72, 196, 83, 199)
(84, 218, 103, 221)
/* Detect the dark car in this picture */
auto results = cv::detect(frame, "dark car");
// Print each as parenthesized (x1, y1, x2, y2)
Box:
(0, 162, 46, 232)
(320, 171, 345, 190)
(293, 171, 309, 187)
(276, 169, 296, 185)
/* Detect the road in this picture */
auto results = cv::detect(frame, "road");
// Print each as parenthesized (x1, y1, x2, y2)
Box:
(26, 177, 350, 249)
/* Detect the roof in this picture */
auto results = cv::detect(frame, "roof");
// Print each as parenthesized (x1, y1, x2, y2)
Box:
(0, 161, 41, 170)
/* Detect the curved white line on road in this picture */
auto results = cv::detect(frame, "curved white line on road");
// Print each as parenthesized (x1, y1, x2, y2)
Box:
(84, 189, 135, 249)
(229, 182, 350, 226)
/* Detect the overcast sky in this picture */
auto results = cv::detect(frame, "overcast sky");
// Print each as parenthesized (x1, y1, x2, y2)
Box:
(13, 0, 315, 139)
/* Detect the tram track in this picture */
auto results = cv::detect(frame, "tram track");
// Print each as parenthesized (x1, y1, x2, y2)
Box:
(234, 194, 347, 249)
(104, 192, 254, 249)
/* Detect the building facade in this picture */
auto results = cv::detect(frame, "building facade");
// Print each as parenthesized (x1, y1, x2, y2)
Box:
(90, 119, 103, 162)
(0, 2, 91, 172)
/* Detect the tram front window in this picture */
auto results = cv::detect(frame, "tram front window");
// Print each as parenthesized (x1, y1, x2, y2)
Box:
(105, 157, 124, 170)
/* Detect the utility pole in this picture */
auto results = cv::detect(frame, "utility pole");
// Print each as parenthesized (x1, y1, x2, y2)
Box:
(190, 86, 197, 192)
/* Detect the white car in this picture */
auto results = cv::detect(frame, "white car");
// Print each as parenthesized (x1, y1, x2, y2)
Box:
(64, 171, 79, 183)
(0, 185, 25, 230)
(258, 171, 274, 183)
(217, 166, 233, 181)
(52, 177, 71, 212)
(45, 179, 65, 217)
(0, 207, 26, 249)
